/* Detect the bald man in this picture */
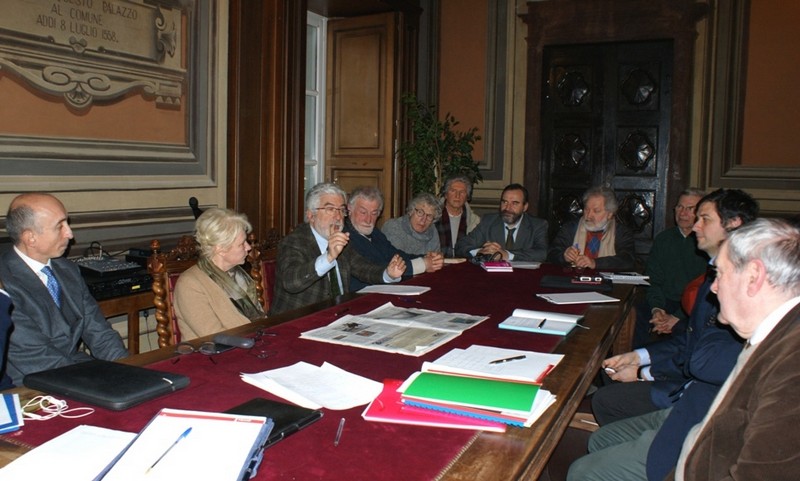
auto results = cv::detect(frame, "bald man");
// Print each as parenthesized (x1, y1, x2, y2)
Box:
(0, 193, 127, 385)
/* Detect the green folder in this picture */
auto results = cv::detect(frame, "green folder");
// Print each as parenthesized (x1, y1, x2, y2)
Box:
(402, 372, 540, 413)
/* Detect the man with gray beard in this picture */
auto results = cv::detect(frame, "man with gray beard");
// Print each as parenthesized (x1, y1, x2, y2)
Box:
(548, 186, 636, 270)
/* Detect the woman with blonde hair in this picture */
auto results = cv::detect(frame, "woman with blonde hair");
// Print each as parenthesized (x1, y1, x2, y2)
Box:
(174, 208, 265, 340)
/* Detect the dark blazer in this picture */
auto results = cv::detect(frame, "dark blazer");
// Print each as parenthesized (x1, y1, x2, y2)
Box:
(268, 223, 388, 316)
(454, 212, 548, 261)
(343, 220, 414, 292)
(647, 277, 716, 401)
(0, 250, 128, 385)
(547, 218, 636, 270)
(674, 303, 800, 481)
(0, 290, 13, 389)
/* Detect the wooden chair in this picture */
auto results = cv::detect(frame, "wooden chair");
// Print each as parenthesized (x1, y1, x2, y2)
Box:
(147, 235, 201, 348)
(247, 229, 281, 313)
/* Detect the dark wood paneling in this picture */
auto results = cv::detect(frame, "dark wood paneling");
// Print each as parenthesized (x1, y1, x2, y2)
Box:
(227, 0, 306, 237)
(521, 0, 708, 240)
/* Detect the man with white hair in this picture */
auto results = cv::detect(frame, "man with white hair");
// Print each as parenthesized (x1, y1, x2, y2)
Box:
(269, 183, 406, 315)
(671, 218, 800, 480)
(547, 186, 636, 270)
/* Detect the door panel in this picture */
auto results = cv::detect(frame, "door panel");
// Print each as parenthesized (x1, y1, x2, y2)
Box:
(326, 12, 396, 209)
(541, 41, 673, 258)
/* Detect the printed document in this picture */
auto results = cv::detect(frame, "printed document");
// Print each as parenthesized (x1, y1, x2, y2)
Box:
(300, 302, 488, 356)
(423, 345, 563, 383)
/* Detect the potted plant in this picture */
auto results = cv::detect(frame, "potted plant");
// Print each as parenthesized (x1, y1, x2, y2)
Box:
(398, 94, 482, 196)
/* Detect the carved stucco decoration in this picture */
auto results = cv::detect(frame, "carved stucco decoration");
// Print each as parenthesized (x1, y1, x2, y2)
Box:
(0, 2, 183, 110)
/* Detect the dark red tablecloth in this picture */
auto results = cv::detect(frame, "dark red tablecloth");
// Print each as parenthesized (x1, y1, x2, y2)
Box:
(3, 262, 594, 480)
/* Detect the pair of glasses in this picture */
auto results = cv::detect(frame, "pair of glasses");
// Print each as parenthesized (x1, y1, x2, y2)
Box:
(315, 206, 349, 216)
(412, 208, 435, 222)
(248, 328, 278, 359)
(172, 341, 221, 364)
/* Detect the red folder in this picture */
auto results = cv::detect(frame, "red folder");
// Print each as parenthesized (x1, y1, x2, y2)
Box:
(362, 380, 506, 432)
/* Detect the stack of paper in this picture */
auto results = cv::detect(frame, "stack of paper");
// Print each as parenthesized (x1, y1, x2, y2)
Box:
(536, 291, 619, 305)
(422, 345, 563, 383)
(396, 346, 557, 427)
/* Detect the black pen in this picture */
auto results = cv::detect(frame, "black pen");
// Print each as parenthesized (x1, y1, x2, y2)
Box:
(489, 355, 526, 365)
(537, 318, 547, 328)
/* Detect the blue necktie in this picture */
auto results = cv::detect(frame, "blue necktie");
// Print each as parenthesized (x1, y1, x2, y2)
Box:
(41, 266, 62, 308)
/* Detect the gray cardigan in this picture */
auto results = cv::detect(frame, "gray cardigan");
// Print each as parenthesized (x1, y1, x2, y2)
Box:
(382, 215, 440, 256)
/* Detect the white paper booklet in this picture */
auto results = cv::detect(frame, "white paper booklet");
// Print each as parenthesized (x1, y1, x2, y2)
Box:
(499, 309, 585, 336)
(536, 291, 619, 305)
(99, 408, 273, 481)
(423, 345, 564, 383)
(0, 425, 135, 481)
(241, 361, 383, 410)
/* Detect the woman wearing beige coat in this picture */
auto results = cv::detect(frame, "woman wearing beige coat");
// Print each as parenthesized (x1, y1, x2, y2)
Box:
(174, 208, 265, 340)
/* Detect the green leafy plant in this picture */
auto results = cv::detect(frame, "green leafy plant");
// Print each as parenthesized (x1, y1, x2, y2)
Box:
(399, 94, 482, 196)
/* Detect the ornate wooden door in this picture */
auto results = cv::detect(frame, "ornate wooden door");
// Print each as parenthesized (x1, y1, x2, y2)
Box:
(540, 40, 673, 257)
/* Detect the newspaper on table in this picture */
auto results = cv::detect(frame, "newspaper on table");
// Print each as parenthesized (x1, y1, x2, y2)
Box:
(300, 302, 488, 356)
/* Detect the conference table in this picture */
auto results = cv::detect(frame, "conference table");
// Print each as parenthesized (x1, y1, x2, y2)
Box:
(0, 261, 637, 480)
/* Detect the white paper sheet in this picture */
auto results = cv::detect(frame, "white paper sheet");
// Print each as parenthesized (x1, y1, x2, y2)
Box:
(0, 425, 135, 481)
(241, 362, 383, 410)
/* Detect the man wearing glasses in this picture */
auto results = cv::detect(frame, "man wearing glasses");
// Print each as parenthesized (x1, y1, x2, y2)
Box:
(633, 188, 709, 347)
(455, 183, 549, 262)
(269, 183, 406, 315)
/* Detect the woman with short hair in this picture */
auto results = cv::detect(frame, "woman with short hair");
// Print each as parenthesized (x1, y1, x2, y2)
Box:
(174, 208, 265, 340)
(382, 193, 442, 256)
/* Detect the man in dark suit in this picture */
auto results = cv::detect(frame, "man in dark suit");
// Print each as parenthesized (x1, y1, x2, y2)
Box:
(672, 218, 800, 480)
(455, 183, 548, 261)
(269, 183, 406, 316)
(0, 193, 128, 385)
(547, 186, 636, 270)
